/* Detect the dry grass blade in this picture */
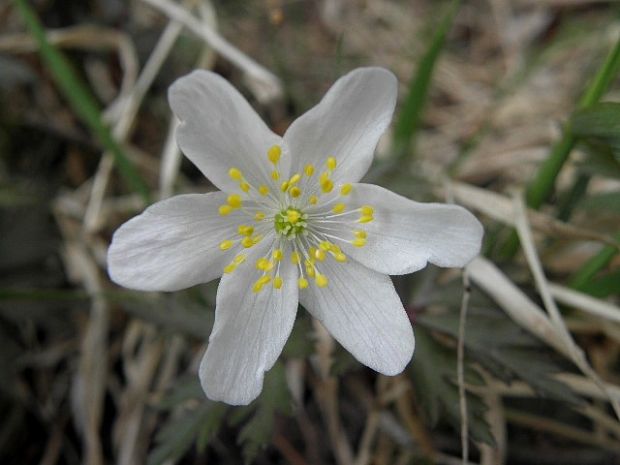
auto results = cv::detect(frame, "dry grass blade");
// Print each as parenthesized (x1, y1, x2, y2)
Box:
(512, 193, 620, 419)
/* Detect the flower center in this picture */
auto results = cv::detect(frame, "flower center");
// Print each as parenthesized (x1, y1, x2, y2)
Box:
(216, 144, 375, 293)
(274, 208, 307, 238)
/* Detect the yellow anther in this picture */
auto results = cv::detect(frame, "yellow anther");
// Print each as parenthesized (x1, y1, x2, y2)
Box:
(358, 215, 374, 224)
(320, 172, 330, 184)
(291, 252, 301, 264)
(305, 261, 316, 278)
(259, 185, 270, 196)
(308, 248, 317, 262)
(273, 249, 283, 261)
(286, 209, 301, 224)
(298, 277, 309, 289)
(315, 248, 326, 262)
(227, 194, 242, 208)
(267, 145, 281, 164)
(321, 179, 334, 193)
(238, 225, 254, 236)
(271, 170, 280, 181)
(315, 274, 329, 288)
(252, 235, 263, 245)
(273, 276, 283, 289)
(280, 181, 289, 192)
(256, 258, 274, 271)
(241, 237, 254, 248)
(219, 240, 234, 251)
(352, 237, 367, 247)
(340, 184, 352, 195)
(233, 254, 246, 264)
(304, 164, 315, 176)
(319, 241, 332, 251)
(309, 195, 319, 205)
(228, 167, 243, 181)
(240, 182, 250, 193)
(219, 205, 233, 216)
(223, 263, 237, 274)
(330, 243, 342, 253)
(360, 205, 374, 216)
(252, 282, 264, 293)
(326, 156, 337, 171)
(258, 275, 272, 286)
(354, 230, 367, 239)
(289, 173, 301, 185)
(289, 186, 302, 198)
(332, 203, 346, 214)
(255, 211, 266, 221)
(334, 252, 347, 263)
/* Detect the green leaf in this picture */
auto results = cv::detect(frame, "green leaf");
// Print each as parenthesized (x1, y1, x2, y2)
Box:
(237, 361, 292, 463)
(14, 0, 151, 202)
(282, 312, 314, 358)
(418, 307, 581, 405)
(393, 0, 461, 155)
(578, 190, 620, 213)
(409, 326, 494, 445)
(572, 102, 620, 143)
(148, 378, 227, 465)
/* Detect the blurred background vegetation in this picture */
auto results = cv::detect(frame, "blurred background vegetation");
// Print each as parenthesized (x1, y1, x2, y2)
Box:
(1, 0, 620, 464)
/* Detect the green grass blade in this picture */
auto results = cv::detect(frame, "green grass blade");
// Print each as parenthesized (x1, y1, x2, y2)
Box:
(15, 0, 151, 203)
(569, 231, 620, 290)
(500, 36, 620, 258)
(393, 0, 461, 157)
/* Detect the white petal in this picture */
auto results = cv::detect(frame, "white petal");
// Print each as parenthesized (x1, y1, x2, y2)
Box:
(284, 67, 397, 184)
(200, 242, 299, 405)
(169, 70, 287, 193)
(108, 193, 251, 292)
(332, 184, 483, 275)
(299, 259, 414, 375)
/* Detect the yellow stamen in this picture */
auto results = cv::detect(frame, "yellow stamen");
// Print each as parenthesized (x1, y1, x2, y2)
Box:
(315, 274, 329, 287)
(228, 167, 243, 181)
(326, 156, 337, 171)
(305, 262, 316, 278)
(256, 258, 274, 271)
(334, 252, 347, 263)
(319, 241, 332, 251)
(289, 173, 301, 185)
(358, 215, 374, 224)
(233, 254, 246, 264)
(271, 170, 280, 181)
(340, 184, 352, 195)
(332, 203, 346, 214)
(280, 181, 289, 192)
(308, 248, 317, 263)
(258, 185, 270, 196)
(273, 249, 283, 261)
(319, 172, 330, 184)
(352, 237, 367, 247)
(289, 186, 302, 198)
(273, 276, 283, 289)
(238, 225, 254, 236)
(329, 243, 341, 253)
(298, 277, 309, 289)
(241, 237, 254, 248)
(309, 195, 319, 205)
(219, 240, 234, 251)
(360, 205, 374, 216)
(304, 164, 315, 176)
(227, 194, 242, 208)
(258, 275, 272, 285)
(219, 205, 232, 216)
(354, 230, 367, 239)
(267, 145, 281, 164)
(223, 263, 237, 274)
(240, 182, 250, 193)
(291, 252, 301, 264)
(255, 212, 266, 221)
(314, 248, 326, 261)
(321, 179, 334, 193)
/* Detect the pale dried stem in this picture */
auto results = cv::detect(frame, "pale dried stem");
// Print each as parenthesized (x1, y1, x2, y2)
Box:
(512, 193, 620, 420)
(457, 271, 470, 465)
(140, 0, 282, 102)
(312, 319, 354, 465)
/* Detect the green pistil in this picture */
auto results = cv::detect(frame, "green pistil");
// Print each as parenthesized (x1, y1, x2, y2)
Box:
(274, 207, 307, 238)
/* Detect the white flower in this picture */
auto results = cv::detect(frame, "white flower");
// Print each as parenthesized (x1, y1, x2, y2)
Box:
(108, 67, 483, 405)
